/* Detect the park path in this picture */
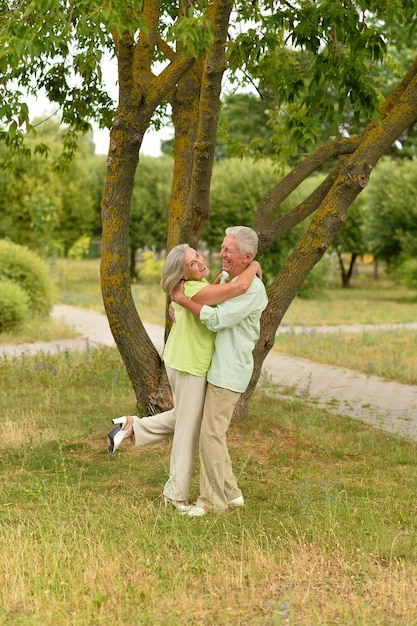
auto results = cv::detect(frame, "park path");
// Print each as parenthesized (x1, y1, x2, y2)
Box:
(1, 304, 417, 441)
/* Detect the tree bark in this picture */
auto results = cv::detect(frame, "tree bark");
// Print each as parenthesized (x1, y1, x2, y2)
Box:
(100, 4, 195, 413)
(167, 0, 233, 249)
(234, 70, 417, 419)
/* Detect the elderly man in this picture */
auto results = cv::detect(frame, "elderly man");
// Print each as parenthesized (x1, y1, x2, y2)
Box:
(171, 226, 268, 516)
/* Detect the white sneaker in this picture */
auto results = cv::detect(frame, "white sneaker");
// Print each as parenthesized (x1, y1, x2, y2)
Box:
(228, 495, 245, 507)
(186, 505, 207, 517)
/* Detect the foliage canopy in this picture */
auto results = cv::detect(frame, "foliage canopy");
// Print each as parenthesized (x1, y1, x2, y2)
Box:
(1, 1, 416, 161)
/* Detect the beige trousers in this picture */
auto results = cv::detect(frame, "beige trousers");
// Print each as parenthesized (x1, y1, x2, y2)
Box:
(196, 383, 243, 512)
(131, 365, 207, 502)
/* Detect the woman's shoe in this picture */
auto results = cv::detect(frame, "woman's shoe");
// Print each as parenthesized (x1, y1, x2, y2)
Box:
(163, 496, 191, 512)
(107, 416, 133, 454)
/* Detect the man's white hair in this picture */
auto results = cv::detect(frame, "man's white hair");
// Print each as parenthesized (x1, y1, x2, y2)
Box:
(225, 226, 258, 257)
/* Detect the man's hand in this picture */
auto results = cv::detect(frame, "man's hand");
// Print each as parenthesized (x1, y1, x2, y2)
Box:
(168, 303, 175, 322)
(171, 279, 203, 320)
(170, 280, 185, 304)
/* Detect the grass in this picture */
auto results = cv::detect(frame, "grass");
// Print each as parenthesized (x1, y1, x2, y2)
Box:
(275, 329, 417, 385)
(1, 347, 417, 624)
(282, 279, 417, 327)
(1, 259, 417, 623)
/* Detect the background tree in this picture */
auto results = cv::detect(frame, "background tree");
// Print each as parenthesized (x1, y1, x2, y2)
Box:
(363, 158, 417, 271)
(0, 119, 97, 256)
(161, 92, 276, 159)
(2, 1, 417, 418)
(202, 158, 280, 256)
(203, 158, 318, 286)
(129, 156, 172, 277)
(381, 21, 417, 160)
(331, 195, 367, 288)
(84, 153, 108, 255)
(215, 92, 275, 160)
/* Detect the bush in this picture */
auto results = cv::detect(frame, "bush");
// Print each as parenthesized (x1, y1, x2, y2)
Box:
(136, 250, 164, 284)
(393, 258, 417, 289)
(297, 255, 332, 298)
(0, 279, 30, 332)
(0, 239, 53, 317)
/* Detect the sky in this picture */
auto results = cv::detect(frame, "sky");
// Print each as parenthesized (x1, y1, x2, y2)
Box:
(30, 96, 169, 157)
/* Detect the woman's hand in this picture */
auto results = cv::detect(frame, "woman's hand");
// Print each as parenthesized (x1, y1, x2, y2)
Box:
(253, 260, 262, 280)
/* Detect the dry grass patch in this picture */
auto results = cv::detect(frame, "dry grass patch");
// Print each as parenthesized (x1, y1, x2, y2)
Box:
(0, 416, 57, 450)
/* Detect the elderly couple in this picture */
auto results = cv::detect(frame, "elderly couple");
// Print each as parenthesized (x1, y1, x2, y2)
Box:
(107, 226, 268, 517)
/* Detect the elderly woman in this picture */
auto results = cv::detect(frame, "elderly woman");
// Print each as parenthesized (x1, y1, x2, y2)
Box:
(107, 244, 261, 511)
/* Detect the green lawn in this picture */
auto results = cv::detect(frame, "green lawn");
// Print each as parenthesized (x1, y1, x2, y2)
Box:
(1, 259, 417, 623)
(275, 328, 417, 385)
(1, 346, 417, 624)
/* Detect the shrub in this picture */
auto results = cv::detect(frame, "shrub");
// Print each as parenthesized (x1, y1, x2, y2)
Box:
(68, 234, 92, 260)
(393, 258, 417, 289)
(136, 250, 164, 284)
(0, 239, 53, 316)
(0, 279, 30, 332)
(298, 255, 332, 298)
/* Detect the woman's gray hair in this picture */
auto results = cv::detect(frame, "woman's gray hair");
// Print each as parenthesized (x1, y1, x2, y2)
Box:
(161, 243, 190, 294)
(225, 226, 258, 257)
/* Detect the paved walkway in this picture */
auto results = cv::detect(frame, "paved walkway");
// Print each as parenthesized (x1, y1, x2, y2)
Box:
(2, 304, 417, 441)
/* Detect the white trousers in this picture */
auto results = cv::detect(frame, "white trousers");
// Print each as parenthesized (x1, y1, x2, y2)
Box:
(131, 365, 207, 502)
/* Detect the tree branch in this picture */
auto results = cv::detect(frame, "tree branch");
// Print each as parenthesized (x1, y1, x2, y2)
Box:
(253, 136, 361, 253)
(186, 0, 234, 244)
(151, 54, 196, 109)
(155, 34, 175, 61)
(254, 60, 417, 256)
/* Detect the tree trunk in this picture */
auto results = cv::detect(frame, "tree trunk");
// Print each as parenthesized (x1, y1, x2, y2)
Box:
(99, 1, 230, 413)
(130, 246, 137, 281)
(336, 246, 348, 287)
(235, 70, 417, 418)
(99, 1, 197, 414)
(373, 259, 379, 281)
(344, 253, 357, 287)
(336, 248, 357, 288)
(167, 0, 233, 249)
(100, 30, 169, 414)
